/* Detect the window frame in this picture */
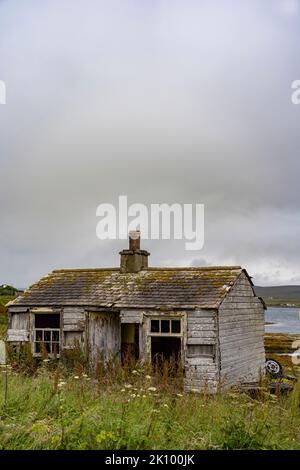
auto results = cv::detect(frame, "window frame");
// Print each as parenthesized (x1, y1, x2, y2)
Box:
(32, 312, 61, 358)
(149, 317, 182, 337)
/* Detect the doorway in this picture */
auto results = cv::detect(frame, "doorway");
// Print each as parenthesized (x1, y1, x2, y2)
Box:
(151, 336, 181, 370)
(121, 323, 139, 364)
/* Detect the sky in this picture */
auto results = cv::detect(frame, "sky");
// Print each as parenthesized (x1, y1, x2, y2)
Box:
(0, 0, 300, 288)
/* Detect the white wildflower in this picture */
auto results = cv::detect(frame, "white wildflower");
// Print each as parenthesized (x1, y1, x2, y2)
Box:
(148, 387, 157, 392)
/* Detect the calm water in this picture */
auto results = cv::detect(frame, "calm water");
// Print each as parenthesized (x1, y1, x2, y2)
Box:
(265, 307, 300, 334)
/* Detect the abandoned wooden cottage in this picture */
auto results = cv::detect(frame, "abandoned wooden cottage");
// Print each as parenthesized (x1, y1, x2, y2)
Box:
(7, 232, 266, 392)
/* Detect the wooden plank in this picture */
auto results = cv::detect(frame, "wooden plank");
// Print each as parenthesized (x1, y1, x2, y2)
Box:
(221, 359, 265, 377)
(187, 318, 215, 325)
(186, 356, 215, 366)
(221, 348, 265, 363)
(63, 323, 85, 332)
(188, 324, 216, 332)
(63, 308, 85, 332)
(7, 329, 29, 342)
(220, 334, 265, 345)
(120, 310, 143, 323)
(185, 372, 217, 381)
(8, 307, 28, 313)
(188, 310, 215, 318)
(30, 307, 59, 313)
(220, 326, 264, 345)
(63, 308, 85, 319)
(219, 314, 264, 324)
(187, 338, 216, 345)
(220, 302, 263, 309)
(10, 313, 29, 330)
(87, 312, 120, 364)
(188, 331, 217, 339)
(185, 364, 217, 373)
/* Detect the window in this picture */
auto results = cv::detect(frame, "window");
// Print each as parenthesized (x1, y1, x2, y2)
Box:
(161, 320, 170, 333)
(171, 320, 181, 333)
(187, 344, 214, 358)
(34, 313, 60, 356)
(150, 318, 181, 335)
(150, 320, 159, 333)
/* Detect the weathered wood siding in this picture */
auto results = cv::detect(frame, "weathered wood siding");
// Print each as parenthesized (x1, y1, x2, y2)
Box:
(87, 312, 120, 364)
(7, 311, 30, 342)
(120, 310, 143, 324)
(63, 307, 85, 331)
(62, 307, 85, 349)
(184, 309, 219, 393)
(218, 272, 265, 387)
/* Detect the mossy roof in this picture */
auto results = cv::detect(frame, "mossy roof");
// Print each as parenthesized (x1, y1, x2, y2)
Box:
(7, 266, 253, 310)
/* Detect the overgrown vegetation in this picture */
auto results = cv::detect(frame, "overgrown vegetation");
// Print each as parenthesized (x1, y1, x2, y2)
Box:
(0, 358, 299, 450)
(0, 299, 299, 450)
(0, 285, 19, 296)
(0, 296, 13, 340)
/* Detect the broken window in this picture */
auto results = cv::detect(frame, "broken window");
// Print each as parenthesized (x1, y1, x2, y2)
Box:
(34, 313, 60, 356)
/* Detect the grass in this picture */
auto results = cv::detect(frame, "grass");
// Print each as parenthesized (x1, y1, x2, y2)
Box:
(0, 364, 299, 450)
(0, 296, 13, 340)
(0, 297, 299, 450)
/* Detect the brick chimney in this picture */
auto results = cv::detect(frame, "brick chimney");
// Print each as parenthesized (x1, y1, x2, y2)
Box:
(119, 230, 150, 273)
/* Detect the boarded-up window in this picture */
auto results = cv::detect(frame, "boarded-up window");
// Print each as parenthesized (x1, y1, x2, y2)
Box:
(187, 344, 215, 358)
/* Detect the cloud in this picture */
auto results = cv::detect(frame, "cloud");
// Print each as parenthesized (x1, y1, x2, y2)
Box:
(0, 0, 299, 287)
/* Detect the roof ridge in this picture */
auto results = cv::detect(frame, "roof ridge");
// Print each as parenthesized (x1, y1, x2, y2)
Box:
(147, 266, 242, 271)
(52, 266, 242, 273)
(52, 268, 120, 273)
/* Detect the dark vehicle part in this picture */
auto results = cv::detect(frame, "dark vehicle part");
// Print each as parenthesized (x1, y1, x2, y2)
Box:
(265, 358, 283, 377)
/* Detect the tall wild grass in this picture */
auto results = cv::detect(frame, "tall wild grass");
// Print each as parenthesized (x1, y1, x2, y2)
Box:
(0, 351, 299, 450)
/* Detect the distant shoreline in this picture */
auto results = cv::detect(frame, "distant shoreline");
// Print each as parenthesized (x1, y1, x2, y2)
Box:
(265, 302, 300, 308)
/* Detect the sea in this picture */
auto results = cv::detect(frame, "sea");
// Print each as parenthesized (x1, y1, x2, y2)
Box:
(265, 307, 300, 334)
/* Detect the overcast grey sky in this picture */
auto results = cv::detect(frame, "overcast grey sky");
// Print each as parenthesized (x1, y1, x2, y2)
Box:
(0, 0, 300, 288)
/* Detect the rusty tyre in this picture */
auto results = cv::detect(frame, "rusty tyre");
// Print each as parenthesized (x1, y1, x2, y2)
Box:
(265, 358, 283, 377)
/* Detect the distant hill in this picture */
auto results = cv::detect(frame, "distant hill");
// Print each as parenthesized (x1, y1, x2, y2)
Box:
(254, 285, 300, 307)
(0, 284, 22, 296)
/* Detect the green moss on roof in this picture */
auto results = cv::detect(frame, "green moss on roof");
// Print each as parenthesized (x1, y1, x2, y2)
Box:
(9, 266, 245, 309)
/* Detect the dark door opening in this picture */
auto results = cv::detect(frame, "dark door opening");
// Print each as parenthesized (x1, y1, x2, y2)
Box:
(121, 323, 139, 364)
(151, 336, 181, 370)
